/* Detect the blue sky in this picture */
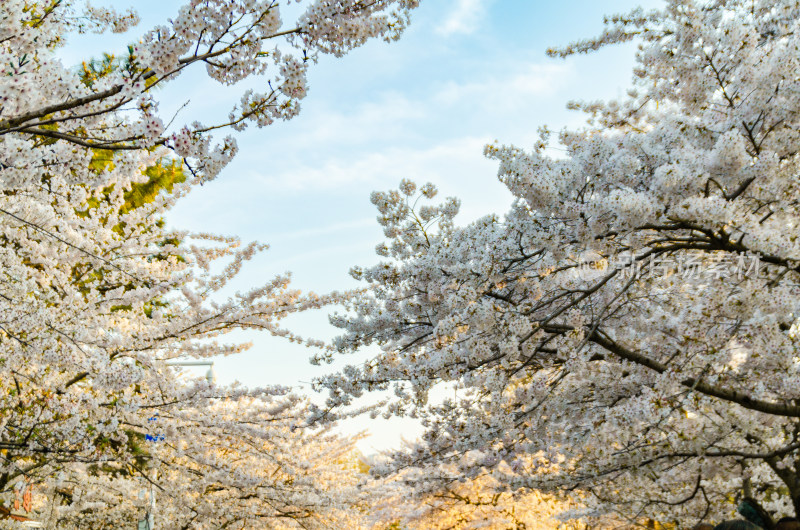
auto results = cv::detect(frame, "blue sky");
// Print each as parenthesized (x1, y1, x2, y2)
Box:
(64, 0, 660, 451)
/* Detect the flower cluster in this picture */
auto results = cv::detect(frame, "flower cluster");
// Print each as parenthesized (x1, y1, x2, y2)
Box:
(298, 0, 420, 57)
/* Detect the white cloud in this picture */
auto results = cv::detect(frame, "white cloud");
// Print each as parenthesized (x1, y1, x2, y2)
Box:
(288, 92, 425, 146)
(266, 218, 376, 242)
(436, 0, 490, 36)
(259, 136, 486, 188)
(433, 62, 573, 108)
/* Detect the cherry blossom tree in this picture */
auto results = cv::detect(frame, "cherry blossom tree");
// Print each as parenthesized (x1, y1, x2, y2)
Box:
(0, 0, 420, 525)
(315, 0, 800, 526)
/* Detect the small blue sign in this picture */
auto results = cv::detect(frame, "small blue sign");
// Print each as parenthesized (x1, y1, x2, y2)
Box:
(145, 414, 164, 442)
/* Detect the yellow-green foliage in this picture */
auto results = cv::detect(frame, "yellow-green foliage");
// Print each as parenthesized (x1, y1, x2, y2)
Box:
(87, 150, 186, 212)
(80, 53, 119, 87)
(79, 49, 186, 216)
(80, 45, 147, 86)
(123, 158, 186, 215)
(71, 152, 185, 306)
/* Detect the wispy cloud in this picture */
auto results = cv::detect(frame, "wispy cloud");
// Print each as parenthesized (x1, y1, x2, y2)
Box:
(267, 218, 376, 242)
(432, 62, 573, 109)
(436, 0, 490, 36)
(258, 137, 490, 190)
